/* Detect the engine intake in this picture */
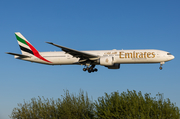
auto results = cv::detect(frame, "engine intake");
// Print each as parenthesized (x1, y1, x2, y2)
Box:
(100, 57, 114, 66)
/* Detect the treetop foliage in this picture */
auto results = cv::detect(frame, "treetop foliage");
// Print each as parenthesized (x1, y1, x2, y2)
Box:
(10, 89, 180, 119)
(95, 90, 180, 119)
(10, 90, 94, 119)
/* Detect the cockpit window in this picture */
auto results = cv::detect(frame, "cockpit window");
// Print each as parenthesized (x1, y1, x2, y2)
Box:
(167, 53, 171, 55)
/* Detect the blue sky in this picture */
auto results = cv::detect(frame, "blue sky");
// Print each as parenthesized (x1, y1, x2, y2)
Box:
(1, 0, 180, 118)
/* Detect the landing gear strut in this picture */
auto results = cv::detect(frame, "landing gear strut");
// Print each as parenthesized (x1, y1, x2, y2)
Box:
(159, 62, 165, 70)
(83, 65, 98, 73)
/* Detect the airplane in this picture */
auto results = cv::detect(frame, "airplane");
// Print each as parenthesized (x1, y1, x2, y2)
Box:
(6, 32, 175, 73)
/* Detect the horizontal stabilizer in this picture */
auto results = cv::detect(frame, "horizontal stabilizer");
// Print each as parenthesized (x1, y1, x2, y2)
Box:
(6, 52, 31, 58)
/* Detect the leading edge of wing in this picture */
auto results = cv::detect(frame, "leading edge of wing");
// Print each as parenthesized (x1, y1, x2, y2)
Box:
(46, 42, 99, 59)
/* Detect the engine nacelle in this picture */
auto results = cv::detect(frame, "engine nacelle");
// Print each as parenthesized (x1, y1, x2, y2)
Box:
(100, 57, 114, 66)
(106, 64, 120, 69)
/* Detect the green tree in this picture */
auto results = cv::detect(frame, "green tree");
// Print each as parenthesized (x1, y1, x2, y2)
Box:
(94, 90, 180, 119)
(10, 89, 180, 119)
(10, 89, 94, 119)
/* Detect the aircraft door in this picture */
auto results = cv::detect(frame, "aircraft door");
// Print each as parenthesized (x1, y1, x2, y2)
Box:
(157, 52, 160, 58)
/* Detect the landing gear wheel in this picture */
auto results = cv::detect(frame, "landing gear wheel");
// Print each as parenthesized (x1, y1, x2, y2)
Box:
(88, 69, 91, 73)
(94, 68, 98, 72)
(83, 65, 98, 73)
(159, 62, 164, 70)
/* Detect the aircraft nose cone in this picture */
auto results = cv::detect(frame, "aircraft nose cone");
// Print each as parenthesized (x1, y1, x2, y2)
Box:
(167, 55, 175, 61)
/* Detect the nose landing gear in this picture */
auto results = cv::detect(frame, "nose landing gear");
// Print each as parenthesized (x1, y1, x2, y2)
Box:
(83, 65, 98, 73)
(159, 62, 165, 70)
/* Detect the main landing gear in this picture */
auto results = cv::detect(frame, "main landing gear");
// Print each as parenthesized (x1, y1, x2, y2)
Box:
(83, 65, 98, 73)
(159, 62, 165, 70)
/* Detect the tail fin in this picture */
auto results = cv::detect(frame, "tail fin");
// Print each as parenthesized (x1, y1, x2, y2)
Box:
(15, 32, 39, 56)
(15, 32, 52, 63)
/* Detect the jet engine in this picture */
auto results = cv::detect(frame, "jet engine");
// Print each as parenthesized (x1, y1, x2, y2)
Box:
(99, 57, 120, 69)
(100, 57, 114, 66)
(106, 64, 120, 69)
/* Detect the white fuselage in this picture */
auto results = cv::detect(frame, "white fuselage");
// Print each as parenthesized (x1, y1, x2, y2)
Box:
(15, 49, 175, 65)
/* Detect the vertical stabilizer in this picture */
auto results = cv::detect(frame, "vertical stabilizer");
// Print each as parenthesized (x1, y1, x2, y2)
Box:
(15, 32, 52, 63)
(15, 32, 38, 56)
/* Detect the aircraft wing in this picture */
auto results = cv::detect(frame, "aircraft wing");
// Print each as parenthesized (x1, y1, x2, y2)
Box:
(46, 42, 99, 60)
